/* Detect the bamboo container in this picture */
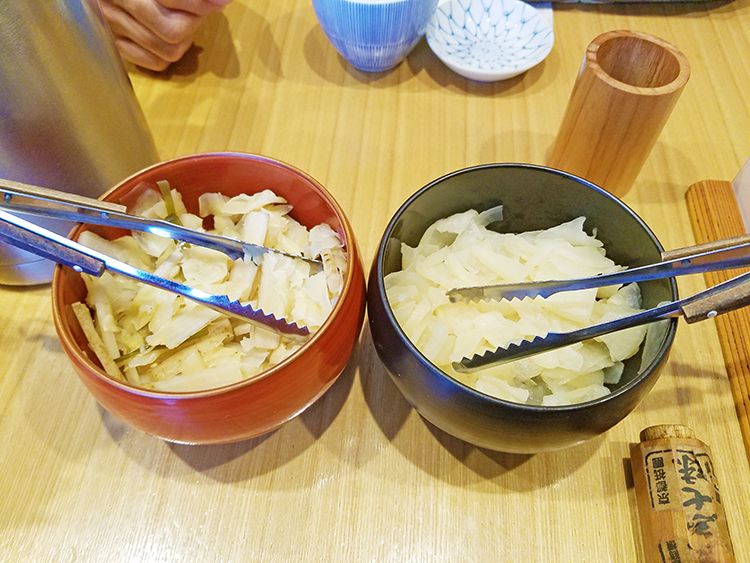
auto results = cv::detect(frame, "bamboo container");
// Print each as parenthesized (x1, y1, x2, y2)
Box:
(548, 30, 690, 198)
(630, 425, 735, 563)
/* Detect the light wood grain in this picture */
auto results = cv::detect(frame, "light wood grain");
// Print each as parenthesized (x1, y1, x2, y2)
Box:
(2, 1, 750, 561)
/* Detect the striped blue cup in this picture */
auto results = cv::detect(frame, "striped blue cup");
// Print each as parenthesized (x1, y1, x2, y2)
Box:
(312, 0, 439, 72)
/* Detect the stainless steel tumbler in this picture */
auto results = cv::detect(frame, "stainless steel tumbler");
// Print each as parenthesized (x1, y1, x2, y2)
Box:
(0, 0, 159, 285)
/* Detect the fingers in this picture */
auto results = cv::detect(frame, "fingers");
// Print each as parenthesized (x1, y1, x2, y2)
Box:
(101, 0, 231, 71)
(157, 0, 232, 17)
(109, 0, 201, 45)
(100, 0, 198, 70)
(113, 37, 176, 71)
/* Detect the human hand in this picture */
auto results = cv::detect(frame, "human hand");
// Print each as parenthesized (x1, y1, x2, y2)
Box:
(99, 0, 232, 71)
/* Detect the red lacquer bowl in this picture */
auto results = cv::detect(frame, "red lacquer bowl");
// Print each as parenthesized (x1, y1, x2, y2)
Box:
(52, 153, 366, 444)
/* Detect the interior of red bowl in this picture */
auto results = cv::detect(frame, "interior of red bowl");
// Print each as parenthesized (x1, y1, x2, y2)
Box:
(54, 152, 353, 391)
(108, 153, 344, 231)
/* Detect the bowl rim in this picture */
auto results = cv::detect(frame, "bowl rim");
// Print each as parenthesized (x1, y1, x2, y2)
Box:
(586, 30, 690, 97)
(52, 151, 360, 399)
(373, 162, 679, 413)
(426, 0, 554, 79)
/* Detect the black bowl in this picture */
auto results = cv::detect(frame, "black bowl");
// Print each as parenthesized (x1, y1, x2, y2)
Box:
(367, 164, 678, 453)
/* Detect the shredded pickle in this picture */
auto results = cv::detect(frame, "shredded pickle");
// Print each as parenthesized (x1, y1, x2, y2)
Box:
(74, 184, 347, 392)
(384, 208, 647, 406)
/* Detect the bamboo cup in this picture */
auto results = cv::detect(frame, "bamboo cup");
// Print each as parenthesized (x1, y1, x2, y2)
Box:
(630, 425, 736, 563)
(548, 30, 690, 198)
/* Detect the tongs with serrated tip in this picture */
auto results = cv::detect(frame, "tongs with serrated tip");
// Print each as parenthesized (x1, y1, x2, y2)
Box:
(0, 178, 323, 271)
(447, 235, 750, 303)
(0, 209, 309, 338)
(451, 236, 750, 372)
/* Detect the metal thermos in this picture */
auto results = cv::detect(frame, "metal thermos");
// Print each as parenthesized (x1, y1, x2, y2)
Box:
(0, 0, 159, 285)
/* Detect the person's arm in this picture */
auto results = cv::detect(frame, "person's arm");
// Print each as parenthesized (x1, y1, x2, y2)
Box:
(99, 0, 232, 71)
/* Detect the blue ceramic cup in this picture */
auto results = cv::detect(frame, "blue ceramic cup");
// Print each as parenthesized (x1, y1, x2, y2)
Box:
(312, 0, 439, 72)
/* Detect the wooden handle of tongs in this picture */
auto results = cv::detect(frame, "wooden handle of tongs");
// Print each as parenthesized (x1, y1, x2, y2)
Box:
(662, 234, 750, 261)
(680, 271, 750, 324)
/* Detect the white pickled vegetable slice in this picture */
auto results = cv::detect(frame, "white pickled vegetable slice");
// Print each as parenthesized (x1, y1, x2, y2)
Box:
(213, 215, 238, 238)
(540, 289, 598, 324)
(603, 361, 625, 384)
(596, 324, 649, 362)
(239, 346, 271, 377)
(536, 217, 602, 247)
(132, 232, 175, 258)
(224, 259, 258, 302)
(256, 253, 293, 318)
(179, 213, 204, 231)
(475, 375, 530, 404)
(146, 304, 223, 349)
(198, 192, 229, 217)
(130, 188, 163, 216)
(476, 205, 504, 226)
(222, 190, 286, 215)
(239, 210, 270, 248)
(152, 362, 244, 392)
(182, 246, 230, 286)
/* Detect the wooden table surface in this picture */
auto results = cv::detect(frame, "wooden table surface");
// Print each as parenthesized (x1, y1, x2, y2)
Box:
(3, 1, 750, 560)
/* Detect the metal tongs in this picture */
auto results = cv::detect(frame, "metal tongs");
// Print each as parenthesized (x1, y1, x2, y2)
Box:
(449, 236, 750, 372)
(0, 178, 324, 337)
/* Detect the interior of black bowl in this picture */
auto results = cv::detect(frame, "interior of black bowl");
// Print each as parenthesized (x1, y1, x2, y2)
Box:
(381, 164, 677, 395)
